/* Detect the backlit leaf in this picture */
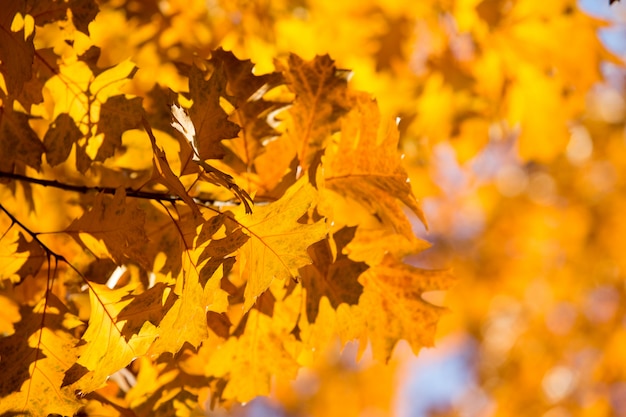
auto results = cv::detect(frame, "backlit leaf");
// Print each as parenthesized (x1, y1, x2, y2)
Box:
(325, 94, 426, 234)
(280, 54, 353, 169)
(233, 178, 327, 311)
(0, 295, 83, 416)
(65, 188, 148, 266)
(73, 282, 159, 392)
(188, 63, 241, 161)
(358, 256, 455, 362)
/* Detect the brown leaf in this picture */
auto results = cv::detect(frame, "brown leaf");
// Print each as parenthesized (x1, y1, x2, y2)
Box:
(300, 226, 367, 323)
(207, 311, 232, 338)
(65, 188, 148, 265)
(211, 48, 287, 165)
(0, 107, 44, 171)
(44, 113, 83, 166)
(95, 95, 143, 161)
(0, 2, 34, 96)
(373, 14, 412, 72)
(144, 119, 202, 218)
(15, 231, 46, 281)
(26, 0, 98, 35)
(188, 63, 241, 161)
(69, 0, 99, 35)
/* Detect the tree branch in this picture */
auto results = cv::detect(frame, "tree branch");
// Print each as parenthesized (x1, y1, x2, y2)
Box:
(0, 170, 239, 207)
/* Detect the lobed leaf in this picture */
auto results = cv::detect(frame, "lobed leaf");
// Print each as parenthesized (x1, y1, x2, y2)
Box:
(358, 256, 455, 362)
(233, 178, 327, 312)
(65, 188, 149, 266)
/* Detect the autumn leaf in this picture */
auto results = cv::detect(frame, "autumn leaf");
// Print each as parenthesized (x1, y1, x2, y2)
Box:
(72, 282, 160, 392)
(68, 0, 100, 35)
(280, 54, 353, 169)
(300, 226, 367, 323)
(0, 4, 34, 97)
(14, 231, 47, 281)
(210, 48, 287, 165)
(94, 95, 143, 161)
(233, 178, 327, 311)
(44, 113, 83, 166)
(144, 118, 203, 218)
(0, 295, 83, 417)
(124, 355, 207, 417)
(0, 107, 44, 171)
(65, 188, 149, 266)
(149, 270, 208, 356)
(325, 94, 426, 235)
(204, 310, 300, 402)
(358, 256, 455, 362)
(188, 63, 241, 161)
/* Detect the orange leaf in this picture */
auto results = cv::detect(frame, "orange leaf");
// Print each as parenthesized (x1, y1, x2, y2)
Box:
(358, 256, 455, 362)
(325, 94, 427, 233)
(280, 54, 353, 169)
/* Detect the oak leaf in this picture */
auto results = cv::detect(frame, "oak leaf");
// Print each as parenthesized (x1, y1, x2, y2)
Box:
(325, 94, 426, 235)
(300, 226, 367, 323)
(188, 63, 241, 161)
(211, 48, 287, 165)
(280, 54, 353, 169)
(65, 188, 148, 266)
(233, 178, 327, 311)
(205, 310, 299, 402)
(0, 295, 83, 416)
(14, 231, 47, 282)
(95, 95, 143, 161)
(144, 119, 202, 218)
(358, 256, 455, 361)
(73, 282, 160, 392)
(0, 107, 44, 171)
(0, 4, 34, 96)
(44, 113, 83, 166)
(148, 256, 229, 355)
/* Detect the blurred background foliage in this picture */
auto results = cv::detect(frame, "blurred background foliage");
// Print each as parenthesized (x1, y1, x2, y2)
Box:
(76, 0, 626, 415)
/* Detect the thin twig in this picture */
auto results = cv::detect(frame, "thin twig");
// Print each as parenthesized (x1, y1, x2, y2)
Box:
(0, 170, 240, 206)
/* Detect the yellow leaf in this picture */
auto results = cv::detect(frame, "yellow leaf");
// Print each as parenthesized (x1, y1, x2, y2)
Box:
(358, 256, 455, 361)
(74, 282, 159, 392)
(205, 310, 300, 403)
(147, 256, 210, 355)
(233, 178, 327, 312)
(89, 58, 137, 102)
(0, 295, 83, 416)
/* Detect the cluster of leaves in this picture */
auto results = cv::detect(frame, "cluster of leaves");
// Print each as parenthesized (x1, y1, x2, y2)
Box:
(199, 0, 625, 416)
(0, 0, 452, 416)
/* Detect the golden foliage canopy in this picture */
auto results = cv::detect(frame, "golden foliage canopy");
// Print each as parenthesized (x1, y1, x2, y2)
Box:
(0, 0, 625, 416)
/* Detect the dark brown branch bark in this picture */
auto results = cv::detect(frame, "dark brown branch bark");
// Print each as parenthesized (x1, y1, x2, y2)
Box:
(0, 170, 236, 206)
